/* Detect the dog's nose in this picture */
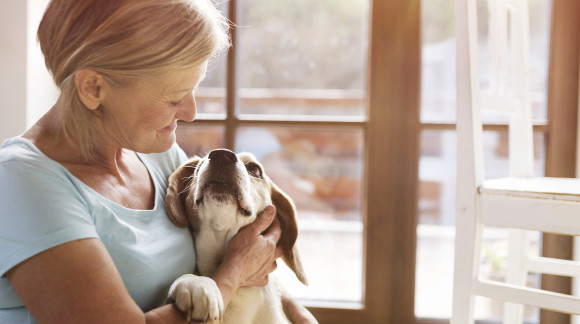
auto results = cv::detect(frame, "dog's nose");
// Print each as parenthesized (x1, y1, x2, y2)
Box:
(209, 149, 238, 165)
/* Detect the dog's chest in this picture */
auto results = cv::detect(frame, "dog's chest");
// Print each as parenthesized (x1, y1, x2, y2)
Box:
(223, 278, 289, 324)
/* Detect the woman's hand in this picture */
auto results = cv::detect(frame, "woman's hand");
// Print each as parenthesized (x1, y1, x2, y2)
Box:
(211, 205, 283, 305)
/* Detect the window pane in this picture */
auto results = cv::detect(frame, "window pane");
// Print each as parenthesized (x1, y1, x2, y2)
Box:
(175, 124, 225, 157)
(415, 129, 545, 321)
(237, 0, 369, 117)
(420, 0, 455, 124)
(528, 0, 552, 122)
(235, 127, 364, 303)
(195, 3, 228, 117)
(196, 60, 227, 116)
(420, 0, 551, 124)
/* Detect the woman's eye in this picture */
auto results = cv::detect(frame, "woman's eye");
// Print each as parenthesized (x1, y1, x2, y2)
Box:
(171, 92, 194, 107)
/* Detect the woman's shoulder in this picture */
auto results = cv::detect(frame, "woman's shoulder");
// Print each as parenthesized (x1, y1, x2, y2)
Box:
(0, 136, 55, 169)
(0, 136, 86, 199)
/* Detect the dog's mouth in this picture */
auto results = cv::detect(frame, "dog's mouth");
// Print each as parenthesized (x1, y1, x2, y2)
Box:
(203, 179, 234, 193)
(196, 179, 252, 216)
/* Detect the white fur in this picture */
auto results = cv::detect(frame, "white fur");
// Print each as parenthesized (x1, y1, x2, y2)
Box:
(168, 274, 224, 323)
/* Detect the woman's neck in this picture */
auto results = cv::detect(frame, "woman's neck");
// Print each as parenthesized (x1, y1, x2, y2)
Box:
(23, 105, 129, 174)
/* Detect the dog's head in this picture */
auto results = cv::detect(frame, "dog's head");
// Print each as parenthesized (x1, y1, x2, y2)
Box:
(165, 148, 308, 285)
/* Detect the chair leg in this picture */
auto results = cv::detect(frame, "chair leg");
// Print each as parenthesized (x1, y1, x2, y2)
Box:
(452, 221, 483, 324)
(503, 229, 528, 323)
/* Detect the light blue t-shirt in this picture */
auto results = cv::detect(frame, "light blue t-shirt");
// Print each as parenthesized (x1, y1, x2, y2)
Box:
(0, 137, 196, 323)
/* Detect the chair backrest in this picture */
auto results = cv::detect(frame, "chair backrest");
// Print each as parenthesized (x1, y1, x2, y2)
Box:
(454, 0, 535, 322)
(456, 0, 533, 184)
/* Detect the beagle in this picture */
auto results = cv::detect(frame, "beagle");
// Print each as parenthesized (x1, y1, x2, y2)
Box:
(165, 149, 308, 323)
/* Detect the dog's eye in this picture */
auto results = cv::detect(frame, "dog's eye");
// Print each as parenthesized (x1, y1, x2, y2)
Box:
(245, 162, 262, 179)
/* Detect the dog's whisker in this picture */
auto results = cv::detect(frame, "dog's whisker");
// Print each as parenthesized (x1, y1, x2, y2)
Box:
(179, 184, 192, 196)
(177, 175, 197, 196)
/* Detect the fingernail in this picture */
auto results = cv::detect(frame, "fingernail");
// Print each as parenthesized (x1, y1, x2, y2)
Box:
(265, 205, 275, 215)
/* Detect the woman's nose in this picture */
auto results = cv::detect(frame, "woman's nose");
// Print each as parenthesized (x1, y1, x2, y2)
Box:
(177, 92, 196, 122)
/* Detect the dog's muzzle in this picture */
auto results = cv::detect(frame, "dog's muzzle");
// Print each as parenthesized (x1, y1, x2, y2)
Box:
(196, 149, 253, 216)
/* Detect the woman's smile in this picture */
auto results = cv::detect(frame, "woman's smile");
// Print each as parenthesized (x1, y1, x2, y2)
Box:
(161, 122, 178, 132)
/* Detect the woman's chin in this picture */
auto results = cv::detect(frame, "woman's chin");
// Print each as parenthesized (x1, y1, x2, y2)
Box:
(134, 133, 176, 154)
(156, 133, 177, 153)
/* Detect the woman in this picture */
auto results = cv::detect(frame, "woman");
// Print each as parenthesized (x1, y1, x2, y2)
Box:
(0, 0, 316, 323)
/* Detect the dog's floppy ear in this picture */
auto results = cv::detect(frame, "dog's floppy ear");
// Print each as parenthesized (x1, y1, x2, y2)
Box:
(270, 181, 308, 285)
(165, 156, 201, 229)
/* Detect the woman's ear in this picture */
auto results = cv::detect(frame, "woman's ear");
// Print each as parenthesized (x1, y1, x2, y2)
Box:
(74, 69, 105, 110)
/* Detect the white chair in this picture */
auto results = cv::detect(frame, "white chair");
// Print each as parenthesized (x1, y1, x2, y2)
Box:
(451, 0, 580, 323)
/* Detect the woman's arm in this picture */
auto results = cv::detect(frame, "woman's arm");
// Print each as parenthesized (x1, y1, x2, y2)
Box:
(7, 207, 283, 324)
(7, 238, 189, 324)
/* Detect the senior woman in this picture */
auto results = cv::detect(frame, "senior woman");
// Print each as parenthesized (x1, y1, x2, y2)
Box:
(0, 0, 315, 323)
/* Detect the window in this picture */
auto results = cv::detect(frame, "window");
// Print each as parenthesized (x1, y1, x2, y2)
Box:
(178, 0, 369, 309)
(176, 0, 421, 322)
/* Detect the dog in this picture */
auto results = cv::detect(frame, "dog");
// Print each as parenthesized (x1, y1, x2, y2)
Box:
(165, 148, 308, 323)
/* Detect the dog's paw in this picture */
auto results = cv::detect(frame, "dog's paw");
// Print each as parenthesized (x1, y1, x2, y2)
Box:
(168, 274, 224, 323)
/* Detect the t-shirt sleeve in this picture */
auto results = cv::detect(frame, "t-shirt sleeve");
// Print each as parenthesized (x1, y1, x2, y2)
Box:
(0, 160, 99, 277)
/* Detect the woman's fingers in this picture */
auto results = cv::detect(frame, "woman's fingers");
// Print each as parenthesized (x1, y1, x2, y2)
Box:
(264, 216, 282, 244)
(274, 244, 283, 259)
(252, 206, 282, 248)
(251, 205, 276, 235)
(257, 207, 283, 261)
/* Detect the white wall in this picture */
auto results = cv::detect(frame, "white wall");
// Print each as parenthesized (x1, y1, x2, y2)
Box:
(0, 0, 27, 142)
(0, 0, 57, 143)
(27, 0, 58, 127)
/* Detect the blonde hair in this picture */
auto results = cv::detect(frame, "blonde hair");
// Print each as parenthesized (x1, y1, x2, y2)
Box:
(38, 0, 230, 159)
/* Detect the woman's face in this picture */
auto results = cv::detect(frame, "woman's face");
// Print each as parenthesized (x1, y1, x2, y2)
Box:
(100, 62, 207, 154)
